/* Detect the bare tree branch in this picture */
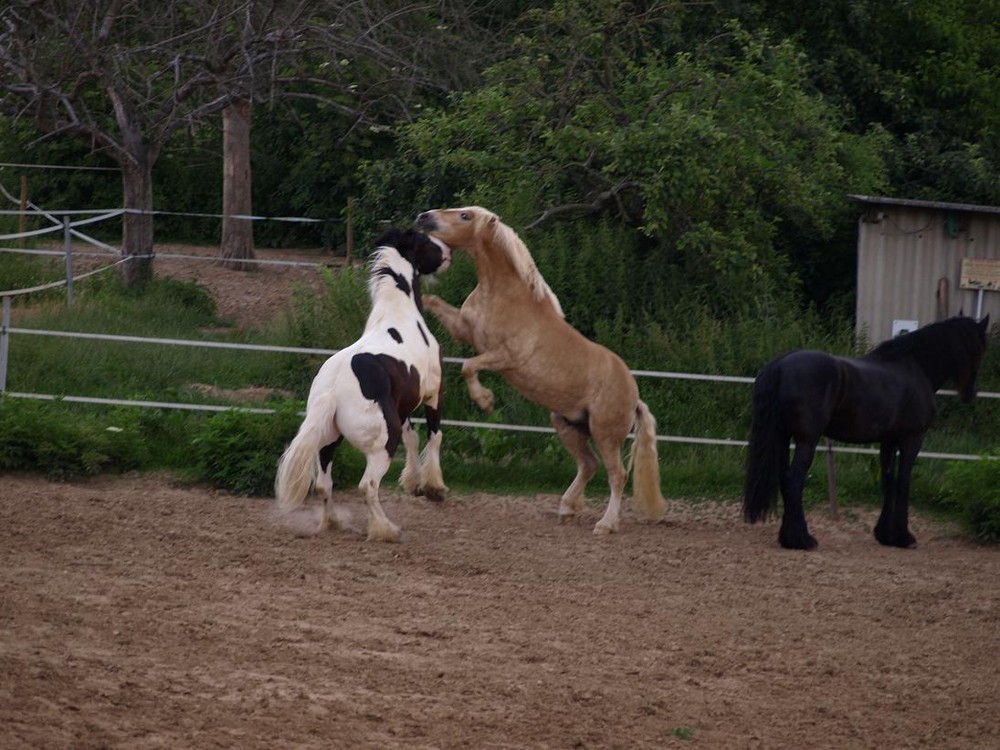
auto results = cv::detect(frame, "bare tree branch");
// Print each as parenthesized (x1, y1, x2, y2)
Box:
(525, 181, 641, 230)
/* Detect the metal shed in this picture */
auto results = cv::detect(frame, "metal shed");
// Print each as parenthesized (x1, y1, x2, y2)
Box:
(849, 194, 1000, 345)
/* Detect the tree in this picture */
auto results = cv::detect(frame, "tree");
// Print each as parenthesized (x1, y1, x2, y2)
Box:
(0, 0, 320, 285)
(363, 1, 889, 315)
(1, 1, 499, 280)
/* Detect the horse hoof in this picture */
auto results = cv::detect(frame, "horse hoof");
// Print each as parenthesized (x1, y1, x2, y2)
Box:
(419, 486, 447, 503)
(476, 389, 495, 413)
(875, 530, 917, 548)
(778, 531, 818, 550)
(593, 522, 618, 536)
(367, 523, 402, 543)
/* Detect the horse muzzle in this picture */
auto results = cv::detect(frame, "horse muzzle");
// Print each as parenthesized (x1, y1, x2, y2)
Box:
(415, 211, 438, 232)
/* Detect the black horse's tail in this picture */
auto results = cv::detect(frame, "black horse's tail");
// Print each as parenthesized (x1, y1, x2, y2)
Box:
(743, 362, 786, 523)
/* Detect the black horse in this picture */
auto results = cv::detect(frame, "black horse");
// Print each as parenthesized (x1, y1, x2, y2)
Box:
(743, 315, 990, 550)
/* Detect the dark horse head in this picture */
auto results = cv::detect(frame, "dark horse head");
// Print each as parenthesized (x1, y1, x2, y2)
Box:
(869, 314, 990, 402)
(374, 228, 451, 276)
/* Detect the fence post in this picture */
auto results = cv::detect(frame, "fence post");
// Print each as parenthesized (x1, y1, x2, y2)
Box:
(64, 215, 74, 305)
(19, 175, 28, 248)
(825, 438, 839, 519)
(345, 196, 355, 266)
(0, 296, 10, 392)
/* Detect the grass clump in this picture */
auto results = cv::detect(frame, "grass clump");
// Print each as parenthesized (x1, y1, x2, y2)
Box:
(943, 453, 1000, 543)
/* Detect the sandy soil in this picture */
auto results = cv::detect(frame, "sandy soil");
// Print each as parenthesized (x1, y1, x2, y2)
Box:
(150, 243, 335, 330)
(3, 247, 999, 747)
(1, 473, 998, 749)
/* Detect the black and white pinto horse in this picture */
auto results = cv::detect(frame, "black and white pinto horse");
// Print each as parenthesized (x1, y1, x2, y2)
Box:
(275, 228, 451, 542)
(743, 315, 989, 550)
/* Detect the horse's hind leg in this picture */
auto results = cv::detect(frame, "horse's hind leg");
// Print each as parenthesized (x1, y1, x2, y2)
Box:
(360, 450, 401, 542)
(593, 435, 628, 536)
(317, 438, 342, 530)
(778, 439, 818, 550)
(552, 413, 599, 522)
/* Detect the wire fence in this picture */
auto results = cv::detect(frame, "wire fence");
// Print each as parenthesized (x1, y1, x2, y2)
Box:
(1, 197, 997, 464)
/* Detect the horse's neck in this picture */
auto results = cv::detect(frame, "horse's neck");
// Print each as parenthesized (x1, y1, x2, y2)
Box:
(471, 238, 563, 316)
(364, 297, 418, 332)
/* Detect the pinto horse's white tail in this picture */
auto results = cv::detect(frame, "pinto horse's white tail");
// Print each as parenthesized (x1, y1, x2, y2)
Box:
(275, 392, 338, 510)
(629, 400, 667, 520)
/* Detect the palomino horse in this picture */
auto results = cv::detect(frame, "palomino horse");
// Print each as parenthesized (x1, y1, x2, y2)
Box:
(415, 206, 666, 534)
(744, 315, 989, 549)
(275, 228, 451, 541)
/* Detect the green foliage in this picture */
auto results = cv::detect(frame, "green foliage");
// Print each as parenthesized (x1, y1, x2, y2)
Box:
(361, 4, 889, 313)
(943, 453, 1000, 543)
(192, 406, 309, 496)
(286, 264, 371, 349)
(0, 398, 151, 479)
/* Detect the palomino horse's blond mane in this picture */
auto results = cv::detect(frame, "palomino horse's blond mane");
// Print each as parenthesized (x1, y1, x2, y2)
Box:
(482, 210, 565, 319)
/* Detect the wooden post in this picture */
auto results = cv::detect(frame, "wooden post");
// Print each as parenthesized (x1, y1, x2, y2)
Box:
(0, 296, 10, 392)
(64, 216, 74, 305)
(345, 196, 355, 266)
(18, 174, 27, 248)
(825, 438, 838, 519)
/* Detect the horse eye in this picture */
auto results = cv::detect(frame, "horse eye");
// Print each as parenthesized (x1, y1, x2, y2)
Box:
(460, 212, 471, 221)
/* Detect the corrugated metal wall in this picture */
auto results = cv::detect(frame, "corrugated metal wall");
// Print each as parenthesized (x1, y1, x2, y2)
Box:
(855, 204, 1000, 345)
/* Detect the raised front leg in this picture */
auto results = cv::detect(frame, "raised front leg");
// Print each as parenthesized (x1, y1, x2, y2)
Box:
(874, 438, 920, 548)
(423, 295, 475, 345)
(460, 349, 513, 414)
(778, 440, 818, 550)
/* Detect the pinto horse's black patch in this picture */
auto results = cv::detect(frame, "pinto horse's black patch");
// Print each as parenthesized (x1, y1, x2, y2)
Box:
(388, 327, 403, 344)
(351, 352, 422, 454)
(376, 266, 412, 296)
(374, 228, 447, 275)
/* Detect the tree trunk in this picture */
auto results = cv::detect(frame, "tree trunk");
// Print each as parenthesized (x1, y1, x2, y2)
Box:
(121, 155, 155, 287)
(221, 99, 255, 271)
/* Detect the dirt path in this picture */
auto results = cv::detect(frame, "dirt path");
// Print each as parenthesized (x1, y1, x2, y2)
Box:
(1, 473, 998, 749)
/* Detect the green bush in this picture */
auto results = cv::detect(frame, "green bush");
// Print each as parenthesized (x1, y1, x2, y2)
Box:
(0, 397, 150, 479)
(944, 453, 1000, 543)
(192, 406, 304, 496)
(191, 405, 366, 497)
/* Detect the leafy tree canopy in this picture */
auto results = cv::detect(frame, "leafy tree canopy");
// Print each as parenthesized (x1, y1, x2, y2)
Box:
(362, 0, 889, 315)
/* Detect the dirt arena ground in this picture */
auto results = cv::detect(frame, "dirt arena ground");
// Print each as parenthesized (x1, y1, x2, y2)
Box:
(4, 247, 998, 747)
(1, 473, 998, 749)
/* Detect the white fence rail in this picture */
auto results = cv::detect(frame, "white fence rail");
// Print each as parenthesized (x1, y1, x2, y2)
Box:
(2, 318, 997, 462)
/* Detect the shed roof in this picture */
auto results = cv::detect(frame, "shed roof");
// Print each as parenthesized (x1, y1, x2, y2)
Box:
(848, 194, 1000, 217)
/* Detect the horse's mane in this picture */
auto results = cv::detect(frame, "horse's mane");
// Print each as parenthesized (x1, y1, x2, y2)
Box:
(363, 246, 418, 331)
(482, 210, 565, 318)
(868, 316, 986, 381)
